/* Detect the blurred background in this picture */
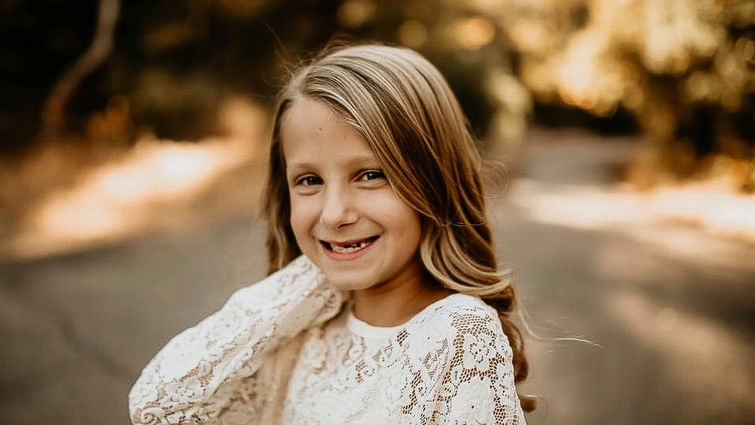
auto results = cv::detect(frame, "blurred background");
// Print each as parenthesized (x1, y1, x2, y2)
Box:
(1, 0, 753, 424)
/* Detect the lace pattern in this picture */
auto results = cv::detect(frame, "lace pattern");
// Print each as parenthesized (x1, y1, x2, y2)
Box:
(283, 295, 525, 424)
(128, 256, 343, 424)
(129, 257, 526, 424)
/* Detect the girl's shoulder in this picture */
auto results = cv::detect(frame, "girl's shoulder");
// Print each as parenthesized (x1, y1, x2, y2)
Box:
(414, 293, 501, 328)
(406, 293, 510, 351)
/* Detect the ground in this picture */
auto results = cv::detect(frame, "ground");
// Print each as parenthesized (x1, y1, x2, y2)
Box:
(1, 129, 753, 424)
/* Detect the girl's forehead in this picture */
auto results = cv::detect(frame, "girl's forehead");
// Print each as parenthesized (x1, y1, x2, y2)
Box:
(280, 97, 380, 168)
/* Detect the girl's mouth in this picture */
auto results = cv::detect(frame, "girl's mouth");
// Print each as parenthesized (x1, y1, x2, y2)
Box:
(320, 236, 379, 255)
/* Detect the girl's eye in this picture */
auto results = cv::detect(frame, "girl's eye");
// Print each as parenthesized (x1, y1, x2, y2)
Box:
(359, 171, 385, 182)
(296, 175, 323, 186)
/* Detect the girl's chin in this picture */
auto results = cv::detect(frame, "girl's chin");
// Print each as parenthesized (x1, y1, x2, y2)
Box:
(327, 280, 375, 292)
(322, 273, 376, 291)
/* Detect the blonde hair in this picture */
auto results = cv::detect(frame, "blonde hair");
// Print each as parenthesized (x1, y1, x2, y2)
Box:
(263, 43, 535, 412)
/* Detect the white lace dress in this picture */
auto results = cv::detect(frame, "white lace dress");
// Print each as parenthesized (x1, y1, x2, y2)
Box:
(128, 256, 526, 424)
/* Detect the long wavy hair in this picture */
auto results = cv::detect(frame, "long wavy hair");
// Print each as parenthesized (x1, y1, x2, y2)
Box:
(263, 43, 535, 411)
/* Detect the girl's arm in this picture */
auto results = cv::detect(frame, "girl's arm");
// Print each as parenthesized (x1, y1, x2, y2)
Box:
(128, 256, 342, 425)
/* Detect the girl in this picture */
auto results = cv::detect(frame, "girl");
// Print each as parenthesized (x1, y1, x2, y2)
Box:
(129, 44, 534, 424)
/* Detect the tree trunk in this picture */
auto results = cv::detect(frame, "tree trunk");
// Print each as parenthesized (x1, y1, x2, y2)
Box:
(40, 0, 121, 142)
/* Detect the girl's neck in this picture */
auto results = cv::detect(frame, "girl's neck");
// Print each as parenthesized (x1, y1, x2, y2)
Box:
(351, 261, 451, 327)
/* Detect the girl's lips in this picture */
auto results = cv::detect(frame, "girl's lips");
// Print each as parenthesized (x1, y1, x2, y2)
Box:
(320, 236, 379, 260)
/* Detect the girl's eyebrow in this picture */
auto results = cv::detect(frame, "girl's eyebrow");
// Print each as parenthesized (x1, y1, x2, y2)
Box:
(286, 161, 316, 173)
(287, 155, 380, 173)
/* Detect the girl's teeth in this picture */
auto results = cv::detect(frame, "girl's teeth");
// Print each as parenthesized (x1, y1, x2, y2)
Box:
(331, 239, 370, 253)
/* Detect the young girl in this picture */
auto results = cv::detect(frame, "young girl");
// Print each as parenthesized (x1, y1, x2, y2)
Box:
(129, 44, 534, 424)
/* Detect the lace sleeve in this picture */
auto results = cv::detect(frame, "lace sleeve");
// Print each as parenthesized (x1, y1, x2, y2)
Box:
(436, 307, 526, 425)
(128, 256, 343, 425)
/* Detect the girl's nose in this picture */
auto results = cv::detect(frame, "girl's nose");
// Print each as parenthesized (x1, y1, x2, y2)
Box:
(319, 189, 358, 229)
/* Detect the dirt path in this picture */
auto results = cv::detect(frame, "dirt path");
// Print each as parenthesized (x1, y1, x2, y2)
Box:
(495, 130, 755, 424)
(1, 130, 753, 424)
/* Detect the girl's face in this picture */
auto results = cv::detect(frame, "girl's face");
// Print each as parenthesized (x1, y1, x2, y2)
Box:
(281, 97, 423, 292)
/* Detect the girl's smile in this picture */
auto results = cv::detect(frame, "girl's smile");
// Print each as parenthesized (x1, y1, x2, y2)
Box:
(280, 96, 425, 296)
(320, 235, 379, 259)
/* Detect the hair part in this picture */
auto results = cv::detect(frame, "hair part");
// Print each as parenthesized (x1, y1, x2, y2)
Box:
(263, 43, 535, 412)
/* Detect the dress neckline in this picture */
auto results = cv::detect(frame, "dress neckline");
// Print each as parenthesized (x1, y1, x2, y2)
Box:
(345, 293, 468, 339)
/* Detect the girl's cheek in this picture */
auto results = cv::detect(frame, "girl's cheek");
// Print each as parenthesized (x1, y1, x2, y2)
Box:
(290, 197, 319, 227)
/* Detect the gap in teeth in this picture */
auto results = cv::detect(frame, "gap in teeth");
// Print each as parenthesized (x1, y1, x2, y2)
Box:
(331, 239, 370, 253)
